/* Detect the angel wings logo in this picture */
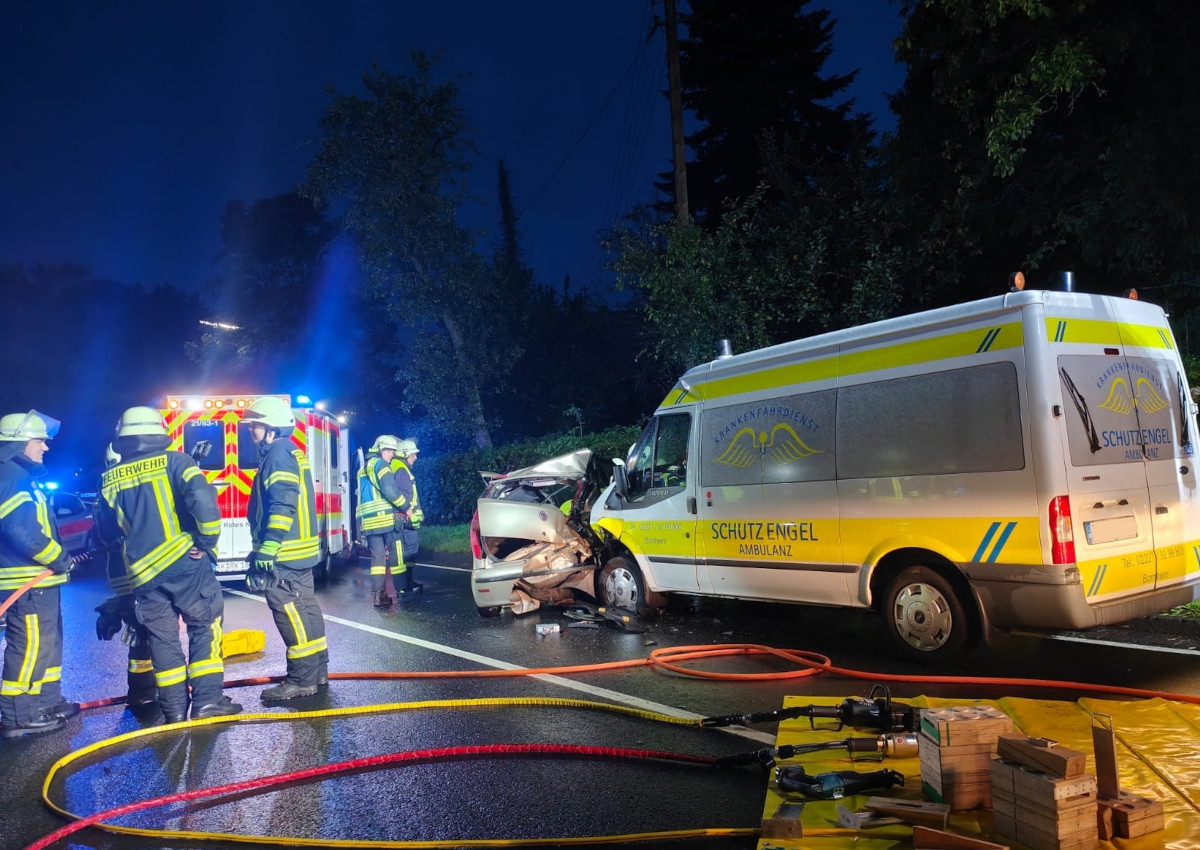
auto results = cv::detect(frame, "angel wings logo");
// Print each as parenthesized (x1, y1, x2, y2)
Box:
(1098, 377, 1169, 416)
(712, 422, 822, 470)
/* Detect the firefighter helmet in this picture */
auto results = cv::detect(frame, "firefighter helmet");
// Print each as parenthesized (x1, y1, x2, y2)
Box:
(373, 434, 402, 453)
(244, 397, 296, 431)
(398, 439, 419, 455)
(116, 406, 167, 438)
(0, 410, 60, 442)
(104, 443, 121, 468)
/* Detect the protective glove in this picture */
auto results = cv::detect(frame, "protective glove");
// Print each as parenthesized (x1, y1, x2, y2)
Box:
(246, 540, 280, 591)
(49, 552, 74, 575)
(409, 507, 424, 529)
(95, 597, 123, 641)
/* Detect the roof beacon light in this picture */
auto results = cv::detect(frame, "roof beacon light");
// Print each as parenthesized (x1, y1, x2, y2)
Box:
(1124, 288, 1139, 300)
(1008, 271, 1026, 293)
(296, 395, 311, 405)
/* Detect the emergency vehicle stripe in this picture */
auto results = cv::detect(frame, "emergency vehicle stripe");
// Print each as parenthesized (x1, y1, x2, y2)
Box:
(986, 522, 1017, 562)
(1087, 563, 1107, 596)
(976, 327, 1001, 353)
(972, 523, 1001, 563)
(1158, 328, 1173, 349)
(1046, 317, 1175, 349)
(1054, 320, 1068, 342)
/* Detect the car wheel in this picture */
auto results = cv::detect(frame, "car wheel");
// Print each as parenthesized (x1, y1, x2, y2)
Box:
(597, 557, 665, 617)
(881, 565, 971, 661)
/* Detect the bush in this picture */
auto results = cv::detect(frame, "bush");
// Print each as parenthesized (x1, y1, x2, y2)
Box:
(418, 424, 642, 525)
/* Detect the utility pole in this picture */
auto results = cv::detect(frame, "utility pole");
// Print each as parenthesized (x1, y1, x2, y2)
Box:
(664, 0, 690, 224)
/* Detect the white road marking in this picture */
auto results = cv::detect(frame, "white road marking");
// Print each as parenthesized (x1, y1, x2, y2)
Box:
(1014, 630, 1200, 656)
(227, 588, 776, 745)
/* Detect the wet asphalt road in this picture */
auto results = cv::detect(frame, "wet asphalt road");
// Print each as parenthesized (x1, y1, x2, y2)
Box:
(2, 553, 1197, 850)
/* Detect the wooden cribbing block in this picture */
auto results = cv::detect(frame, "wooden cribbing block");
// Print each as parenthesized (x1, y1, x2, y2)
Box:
(993, 789, 1096, 839)
(922, 779, 992, 811)
(992, 810, 1098, 850)
(863, 797, 951, 829)
(919, 706, 1013, 746)
(989, 758, 1097, 802)
(1098, 792, 1165, 839)
(996, 734, 1086, 778)
(760, 801, 804, 839)
(912, 825, 1009, 850)
(835, 804, 901, 830)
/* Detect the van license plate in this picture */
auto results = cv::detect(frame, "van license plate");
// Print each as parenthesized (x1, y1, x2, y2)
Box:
(1084, 516, 1138, 545)
(216, 560, 249, 574)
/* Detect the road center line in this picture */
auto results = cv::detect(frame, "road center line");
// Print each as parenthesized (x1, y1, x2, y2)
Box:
(227, 589, 776, 745)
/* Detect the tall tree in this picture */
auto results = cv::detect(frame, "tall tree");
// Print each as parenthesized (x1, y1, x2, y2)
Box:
(674, 0, 865, 224)
(889, 0, 1200, 303)
(301, 54, 501, 449)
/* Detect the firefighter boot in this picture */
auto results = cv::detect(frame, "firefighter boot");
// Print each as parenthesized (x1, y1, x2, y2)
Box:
(191, 695, 243, 720)
(372, 589, 390, 608)
(49, 700, 81, 720)
(0, 711, 66, 738)
(261, 682, 319, 702)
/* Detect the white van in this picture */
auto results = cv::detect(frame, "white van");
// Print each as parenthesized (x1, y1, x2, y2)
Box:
(589, 287, 1200, 659)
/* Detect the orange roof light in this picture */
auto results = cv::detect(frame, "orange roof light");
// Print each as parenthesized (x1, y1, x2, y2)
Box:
(167, 399, 180, 410)
(1008, 271, 1026, 292)
(1124, 288, 1139, 300)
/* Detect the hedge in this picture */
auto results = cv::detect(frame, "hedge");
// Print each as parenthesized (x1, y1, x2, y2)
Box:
(417, 424, 643, 526)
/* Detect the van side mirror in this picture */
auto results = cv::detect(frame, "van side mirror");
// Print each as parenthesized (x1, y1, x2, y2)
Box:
(611, 458, 629, 501)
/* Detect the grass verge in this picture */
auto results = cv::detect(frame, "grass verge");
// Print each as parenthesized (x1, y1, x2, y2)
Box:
(1165, 600, 1200, 618)
(419, 524, 471, 555)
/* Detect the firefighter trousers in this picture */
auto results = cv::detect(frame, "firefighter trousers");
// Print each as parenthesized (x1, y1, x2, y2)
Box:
(133, 558, 226, 718)
(264, 565, 327, 686)
(0, 585, 65, 725)
(365, 531, 404, 592)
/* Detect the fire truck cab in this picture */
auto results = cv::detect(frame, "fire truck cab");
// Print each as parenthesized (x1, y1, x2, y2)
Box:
(161, 394, 353, 582)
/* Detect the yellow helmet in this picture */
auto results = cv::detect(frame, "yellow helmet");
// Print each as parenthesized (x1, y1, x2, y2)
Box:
(104, 443, 122, 467)
(373, 434, 402, 453)
(115, 406, 167, 437)
(245, 397, 296, 431)
(0, 410, 60, 442)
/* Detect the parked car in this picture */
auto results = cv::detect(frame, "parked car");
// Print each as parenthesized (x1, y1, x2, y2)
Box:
(469, 449, 610, 617)
(50, 491, 97, 559)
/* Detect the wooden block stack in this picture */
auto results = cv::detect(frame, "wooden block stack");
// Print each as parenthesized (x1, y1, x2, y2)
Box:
(1097, 791, 1164, 840)
(990, 734, 1098, 850)
(918, 705, 1014, 810)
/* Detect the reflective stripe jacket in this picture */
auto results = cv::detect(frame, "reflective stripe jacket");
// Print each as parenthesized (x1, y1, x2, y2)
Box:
(355, 452, 407, 534)
(0, 455, 71, 591)
(96, 450, 221, 595)
(390, 457, 418, 513)
(248, 439, 319, 568)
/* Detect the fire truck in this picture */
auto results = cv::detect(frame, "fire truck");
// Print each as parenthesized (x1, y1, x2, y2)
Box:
(160, 394, 353, 582)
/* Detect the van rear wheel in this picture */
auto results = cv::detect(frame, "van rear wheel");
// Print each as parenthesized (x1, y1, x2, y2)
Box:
(882, 565, 969, 661)
(597, 557, 665, 617)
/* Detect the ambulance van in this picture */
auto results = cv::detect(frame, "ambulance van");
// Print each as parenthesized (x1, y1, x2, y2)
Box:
(161, 394, 353, 583)
(589, 287, 1200, 659)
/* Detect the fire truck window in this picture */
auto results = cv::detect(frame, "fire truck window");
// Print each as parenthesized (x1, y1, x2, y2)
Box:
(237, 422, 261, 470)
(183, 421, 225, 471)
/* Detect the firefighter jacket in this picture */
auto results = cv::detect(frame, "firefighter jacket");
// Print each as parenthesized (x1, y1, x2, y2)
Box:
(390, 457, 419, 521)
(0, 450, 72, 591)
(355, 451, 408, 534)
(247, 438, 320, 569)
(95, 446, 221, 595)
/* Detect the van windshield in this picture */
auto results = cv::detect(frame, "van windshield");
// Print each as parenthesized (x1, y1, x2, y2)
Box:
(626, 413, 690, 499)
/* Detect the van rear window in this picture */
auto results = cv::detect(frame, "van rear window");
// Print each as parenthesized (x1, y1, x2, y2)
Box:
(182, 420, 225, 471)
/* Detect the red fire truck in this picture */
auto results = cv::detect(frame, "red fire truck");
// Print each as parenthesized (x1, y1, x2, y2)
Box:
(160, 394, 353, 582)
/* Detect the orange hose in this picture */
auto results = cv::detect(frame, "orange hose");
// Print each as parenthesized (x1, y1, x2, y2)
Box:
(0, 568, 53, 619)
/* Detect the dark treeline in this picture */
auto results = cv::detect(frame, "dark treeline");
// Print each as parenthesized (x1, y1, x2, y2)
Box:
(15, 0, 1200, 472)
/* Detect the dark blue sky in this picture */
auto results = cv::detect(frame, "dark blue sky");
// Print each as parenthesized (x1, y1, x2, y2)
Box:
(0, 1, 903, 297)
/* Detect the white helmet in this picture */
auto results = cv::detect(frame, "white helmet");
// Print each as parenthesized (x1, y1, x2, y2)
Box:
(116, 406, 167, 438)
(372, 434, 403, 453)
(398, 439, 419, 455)
(245, 397, 296, 431)
(0, 410, 60, 442)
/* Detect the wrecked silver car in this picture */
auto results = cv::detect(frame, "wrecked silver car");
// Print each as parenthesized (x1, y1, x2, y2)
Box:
(469, 449, 610, 617)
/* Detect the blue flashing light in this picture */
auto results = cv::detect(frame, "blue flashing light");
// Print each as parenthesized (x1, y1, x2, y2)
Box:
(45, 481, 59, 491)
(296, 395, 311, 405)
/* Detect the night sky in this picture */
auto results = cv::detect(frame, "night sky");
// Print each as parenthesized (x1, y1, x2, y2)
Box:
(1, 1, 903, 297)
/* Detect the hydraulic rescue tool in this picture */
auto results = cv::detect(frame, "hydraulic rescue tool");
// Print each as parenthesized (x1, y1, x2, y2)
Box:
(774, 766, 905, 800)
(701, 684, 915, 733)
(717, 733, 919, 769)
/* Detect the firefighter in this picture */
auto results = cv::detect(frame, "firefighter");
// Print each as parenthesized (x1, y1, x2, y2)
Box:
(0, 410, 78, 738)
(356, 434, 411, 607)
(93, 443, 157, 714)
(96, 406, 240, 723)
(392, 438, 423, 594)
(243, 397, 328, 701)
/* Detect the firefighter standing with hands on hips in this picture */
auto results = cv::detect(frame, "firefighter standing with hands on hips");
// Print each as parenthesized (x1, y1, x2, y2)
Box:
(243, 397, 328, 701)
(391, 438, 423, 594)
(0, 410, 79, 738)
(95, 406, 240, 723)
(357, 434, 413, 607)
(93, 443, 158, 715)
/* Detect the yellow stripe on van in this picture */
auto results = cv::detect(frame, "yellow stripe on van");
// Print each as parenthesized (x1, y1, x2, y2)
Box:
(666, 322, 1024, 407)
(1046, 318, 1175, 349)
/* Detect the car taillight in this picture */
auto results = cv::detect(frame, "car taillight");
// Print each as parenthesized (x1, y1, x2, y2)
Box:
(470, 509, 482, 560)
(1049, 495, 1075, 564)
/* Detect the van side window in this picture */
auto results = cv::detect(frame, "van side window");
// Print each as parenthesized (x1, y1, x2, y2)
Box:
(700, 390, 836, 486)
(837, 362, 1024, 478)
(237, 421, 261, 470)
(627, 413, 691, 498)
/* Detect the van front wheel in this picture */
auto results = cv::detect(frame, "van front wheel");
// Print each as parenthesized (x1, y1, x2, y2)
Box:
(597, 557, 665, 616)
(882, 566, 969, 660)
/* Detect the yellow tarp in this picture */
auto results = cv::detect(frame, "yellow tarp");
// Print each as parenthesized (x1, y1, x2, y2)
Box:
(758, 695, 1200, 850)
